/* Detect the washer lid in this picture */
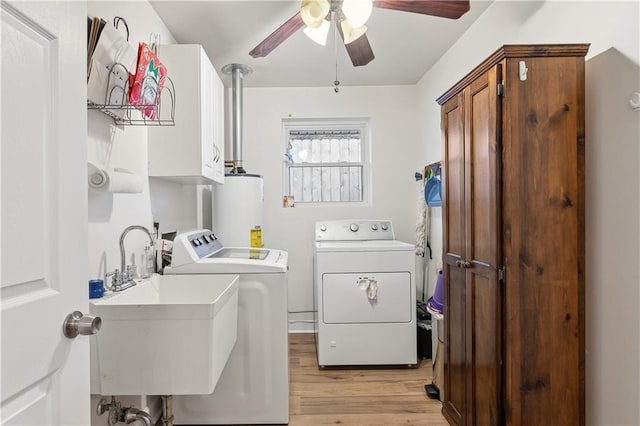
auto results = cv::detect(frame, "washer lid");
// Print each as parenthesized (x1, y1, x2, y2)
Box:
(315, 239, 414, 253)
(165, 248, 288, 274)
(209, 247, 270, 260)
(168, 229, 288, 273)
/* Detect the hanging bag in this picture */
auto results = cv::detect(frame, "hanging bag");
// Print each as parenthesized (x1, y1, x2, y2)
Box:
(425, 163, 442, 207)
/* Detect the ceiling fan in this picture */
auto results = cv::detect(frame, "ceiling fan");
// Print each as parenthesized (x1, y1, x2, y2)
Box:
(249, 0, 471, 67)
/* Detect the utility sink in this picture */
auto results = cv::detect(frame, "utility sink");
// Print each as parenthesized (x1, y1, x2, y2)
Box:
(90, 274, 239, 396)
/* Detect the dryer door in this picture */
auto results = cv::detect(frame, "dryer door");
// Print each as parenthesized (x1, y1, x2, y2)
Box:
(322, 272, 412, 323)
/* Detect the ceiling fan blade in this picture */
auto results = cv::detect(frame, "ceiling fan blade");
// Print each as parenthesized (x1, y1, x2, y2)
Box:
(340, 32, 375, 67)
(374, 0, 470, 19)
(249, 12, 305, 58)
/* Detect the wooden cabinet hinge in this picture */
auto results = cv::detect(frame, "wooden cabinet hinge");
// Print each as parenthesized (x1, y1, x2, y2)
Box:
(498, 268, 505, 282)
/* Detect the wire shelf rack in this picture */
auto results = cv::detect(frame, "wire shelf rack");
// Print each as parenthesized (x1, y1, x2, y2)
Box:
(87, 62, 175, 126)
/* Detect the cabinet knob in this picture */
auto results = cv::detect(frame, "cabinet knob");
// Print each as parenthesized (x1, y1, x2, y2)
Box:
(455, 260, 471, 268)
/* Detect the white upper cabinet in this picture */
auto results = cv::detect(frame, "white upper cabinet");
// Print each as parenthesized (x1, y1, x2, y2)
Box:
(148, 44, 225, 184)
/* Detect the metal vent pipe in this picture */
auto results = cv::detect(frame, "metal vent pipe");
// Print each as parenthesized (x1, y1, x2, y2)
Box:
(221, 63, 252, 174)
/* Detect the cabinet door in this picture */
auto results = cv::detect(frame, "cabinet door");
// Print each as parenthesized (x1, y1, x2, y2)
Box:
(442, 64, 502, 426)
(200, 56, 215, 181)
(212, 70, 225, 183)
(148, 45, 223, 184)
(442, 91, 468, 425)
(465, 64, 502, 426)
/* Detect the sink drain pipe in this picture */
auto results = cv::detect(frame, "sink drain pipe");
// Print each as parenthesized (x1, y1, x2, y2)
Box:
(97, 396, 153, 426)
(161, 395, 174, 426)
(123, 407, 152, 426)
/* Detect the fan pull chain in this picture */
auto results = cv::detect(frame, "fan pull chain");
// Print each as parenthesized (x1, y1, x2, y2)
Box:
(333, 23, 340, 93)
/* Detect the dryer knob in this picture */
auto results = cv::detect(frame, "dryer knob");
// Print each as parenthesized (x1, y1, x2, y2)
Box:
(371, 224, 379, 231)
(319, 225, 327, 232)
(381, 223, 389, 231)
(349, 223, 359, 232)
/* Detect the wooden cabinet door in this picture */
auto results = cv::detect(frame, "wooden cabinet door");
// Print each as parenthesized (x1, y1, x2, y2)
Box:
(442, 91, 468, 425)
(465, 65, 502, 425)
(442, 64, 502, 425)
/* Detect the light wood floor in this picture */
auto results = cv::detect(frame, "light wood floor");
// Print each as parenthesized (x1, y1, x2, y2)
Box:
(288, 333, 448, 426)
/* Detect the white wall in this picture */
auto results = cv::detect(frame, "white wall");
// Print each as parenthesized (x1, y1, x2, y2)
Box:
(239, 86, 422, 329)
(86, 2, 180, 424)
(416, 1, 640, 424)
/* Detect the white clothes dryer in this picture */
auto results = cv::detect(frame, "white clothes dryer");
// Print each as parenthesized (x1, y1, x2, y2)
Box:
(164, 230, 289, 425)
(314, 219, 416, 367)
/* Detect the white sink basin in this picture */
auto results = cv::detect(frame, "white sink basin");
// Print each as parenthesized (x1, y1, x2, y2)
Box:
(90, 274, 239, 396)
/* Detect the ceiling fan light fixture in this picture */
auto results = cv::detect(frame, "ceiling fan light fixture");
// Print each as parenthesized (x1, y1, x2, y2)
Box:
(300, 0, 331, 28)
(303, 19, 331, 45)
(340, 20, 367, 44)
(341, 0, 373, 29)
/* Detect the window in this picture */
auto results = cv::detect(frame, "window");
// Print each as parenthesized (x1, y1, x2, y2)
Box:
(283, 118, 370, 204)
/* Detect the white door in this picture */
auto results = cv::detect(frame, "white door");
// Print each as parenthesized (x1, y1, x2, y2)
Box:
(1, 1, 89, 425)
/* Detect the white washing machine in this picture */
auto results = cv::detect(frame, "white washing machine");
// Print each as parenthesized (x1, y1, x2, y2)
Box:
(164, 229, 289, 425)
(314, 219, 416, 367)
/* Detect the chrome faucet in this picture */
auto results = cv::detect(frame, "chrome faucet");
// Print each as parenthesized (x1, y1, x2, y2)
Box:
(106, 225, 155, 292)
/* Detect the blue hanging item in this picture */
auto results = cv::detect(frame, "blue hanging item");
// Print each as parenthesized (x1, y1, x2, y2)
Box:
(425, 162, 442, 207)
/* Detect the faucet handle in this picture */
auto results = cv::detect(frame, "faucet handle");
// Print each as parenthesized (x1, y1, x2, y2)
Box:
(125, 264, 136, 280)
(104, 269, 121, 291)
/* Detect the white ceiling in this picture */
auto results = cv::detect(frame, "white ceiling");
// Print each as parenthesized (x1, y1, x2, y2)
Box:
(149, 0, 492, 88)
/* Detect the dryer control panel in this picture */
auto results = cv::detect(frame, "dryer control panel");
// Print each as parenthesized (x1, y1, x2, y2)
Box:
(315, 219, 395, 241)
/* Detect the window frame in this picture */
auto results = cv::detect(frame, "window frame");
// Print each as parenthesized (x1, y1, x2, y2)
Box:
(282, 117, 372, 207)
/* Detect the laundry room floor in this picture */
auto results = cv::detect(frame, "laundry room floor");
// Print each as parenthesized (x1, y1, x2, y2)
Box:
(288, 333, 448, 425)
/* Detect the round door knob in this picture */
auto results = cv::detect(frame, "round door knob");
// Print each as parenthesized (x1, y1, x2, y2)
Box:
(349, 223, 359, 232)
(63, 311, 101, 339)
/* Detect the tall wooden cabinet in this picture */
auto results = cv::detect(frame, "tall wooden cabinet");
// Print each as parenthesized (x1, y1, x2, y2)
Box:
(436, 44, 589, 425)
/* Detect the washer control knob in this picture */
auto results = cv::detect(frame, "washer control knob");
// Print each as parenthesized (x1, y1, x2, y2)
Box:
(349, 223, 359, 232)
(371, 224, 379, 231)
(319, 225, 327, 232)
(381, 223, 389, 231)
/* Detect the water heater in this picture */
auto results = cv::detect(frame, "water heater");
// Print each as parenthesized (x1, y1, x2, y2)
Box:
(213, 174, 264, 247)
